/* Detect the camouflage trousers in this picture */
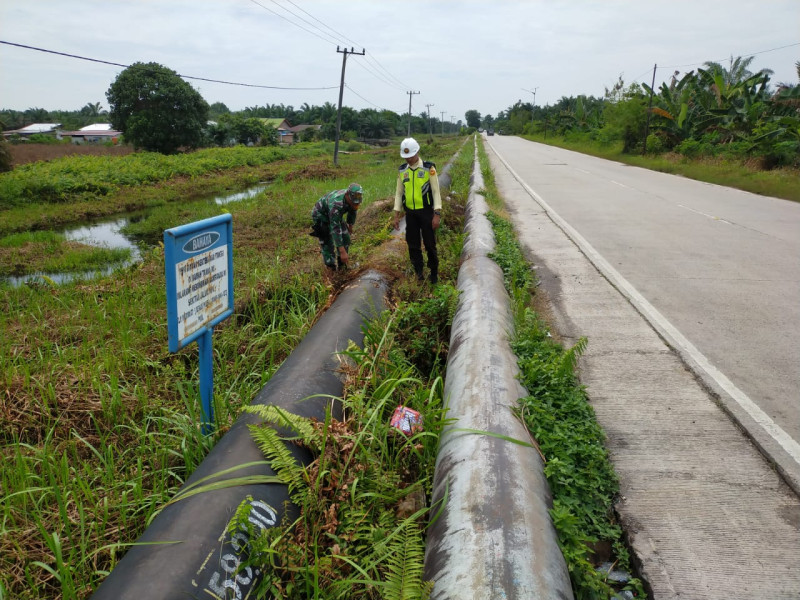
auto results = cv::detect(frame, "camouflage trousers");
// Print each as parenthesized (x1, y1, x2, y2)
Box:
(318, 233, 351, 269)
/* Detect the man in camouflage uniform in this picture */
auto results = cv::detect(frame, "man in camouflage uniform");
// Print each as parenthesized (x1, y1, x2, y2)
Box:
(310, 183, 363, 270)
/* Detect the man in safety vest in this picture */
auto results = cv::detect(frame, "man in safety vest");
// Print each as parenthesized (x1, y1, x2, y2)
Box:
(393, 137, 442, 284)
(310, 182, 363, 270)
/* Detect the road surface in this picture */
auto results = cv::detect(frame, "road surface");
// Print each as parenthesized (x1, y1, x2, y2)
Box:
(485, 135, 800, 599)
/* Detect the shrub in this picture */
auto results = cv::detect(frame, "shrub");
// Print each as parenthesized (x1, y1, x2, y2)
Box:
(394, 284, 459, 375)
(675, 138, 705, 158)
(645, 133, 664, 153)
(0, 138, 12, 172)
(760, 140, 800, 169)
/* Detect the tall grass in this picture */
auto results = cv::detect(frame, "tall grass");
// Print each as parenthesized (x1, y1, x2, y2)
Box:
(0, 137, 467, 599)
(239, 301, 457, 599)
(0, 231, 132, 278)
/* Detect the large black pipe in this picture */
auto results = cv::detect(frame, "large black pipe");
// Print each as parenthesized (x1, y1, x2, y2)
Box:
(92, 270, 388, 600)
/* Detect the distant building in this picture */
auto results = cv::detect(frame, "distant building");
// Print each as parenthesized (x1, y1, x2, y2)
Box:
(58, 123, 122, 144)
(259, 118, 293, 144)
(290, 124, 322, 141)
(3, 123, 62, 138)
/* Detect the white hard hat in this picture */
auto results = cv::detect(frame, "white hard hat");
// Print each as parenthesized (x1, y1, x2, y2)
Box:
(400, 137, 420, 158)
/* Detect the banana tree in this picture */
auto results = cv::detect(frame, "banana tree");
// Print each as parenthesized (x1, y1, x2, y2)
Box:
(698, 69, 772, 141)
(645, 72, 706, 143)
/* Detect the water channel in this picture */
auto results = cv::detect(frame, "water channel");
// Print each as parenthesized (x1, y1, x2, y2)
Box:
(3, 184, 268, 287)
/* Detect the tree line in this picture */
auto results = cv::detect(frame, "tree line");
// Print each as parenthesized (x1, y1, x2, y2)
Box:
(4, 55, 797, 167)
(1, 62, 463, 156)
(467, 56, 800, 169)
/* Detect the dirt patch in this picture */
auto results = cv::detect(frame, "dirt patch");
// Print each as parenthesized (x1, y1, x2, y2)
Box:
(9, 143, 135, 167)
(282, 163, 339, 182)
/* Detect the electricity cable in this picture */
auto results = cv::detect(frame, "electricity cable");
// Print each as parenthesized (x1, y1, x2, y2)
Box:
(247, 0, 413, 93)
(0, 40, 338, 91)
(344, 84, 402, 114)
(661, 41, 800, 70)
(277, 0, 411, 89)
(247, 0, 339, 46)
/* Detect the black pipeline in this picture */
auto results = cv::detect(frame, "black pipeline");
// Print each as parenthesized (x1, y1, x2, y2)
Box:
(92, 271, 388, 600)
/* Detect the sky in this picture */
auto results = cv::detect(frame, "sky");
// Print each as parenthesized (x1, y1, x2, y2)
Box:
(1, 1, 798, 125)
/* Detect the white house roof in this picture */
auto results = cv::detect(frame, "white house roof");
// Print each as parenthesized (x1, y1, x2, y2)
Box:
(15, 123, 62, 133)
(79, 123, 113, 131)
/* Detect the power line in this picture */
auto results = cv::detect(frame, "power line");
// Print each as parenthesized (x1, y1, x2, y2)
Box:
(344, 84, 402, 114)
(661, 41, 800, 70)
(277, 0, 411, 89)
(280, 0, 357, 47)
(247, 0, 339, 46)
(0, 40, 338, 91)
(351, 59, 404, 91)
(627, 41, 800, 87)
(250, 0, 412, 93)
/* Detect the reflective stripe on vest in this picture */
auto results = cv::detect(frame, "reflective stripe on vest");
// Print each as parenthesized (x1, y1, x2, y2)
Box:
(401, 164, 432, 210)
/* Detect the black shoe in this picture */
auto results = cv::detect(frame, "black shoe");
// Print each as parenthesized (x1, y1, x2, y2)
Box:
(429, 273, 438, 285)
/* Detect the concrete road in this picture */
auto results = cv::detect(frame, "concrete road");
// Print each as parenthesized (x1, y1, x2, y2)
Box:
(485, 134, 800, 490)
(484, 135, 800, 599)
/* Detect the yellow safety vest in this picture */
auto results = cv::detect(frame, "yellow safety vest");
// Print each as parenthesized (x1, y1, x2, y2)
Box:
(399, 161, 435, 210)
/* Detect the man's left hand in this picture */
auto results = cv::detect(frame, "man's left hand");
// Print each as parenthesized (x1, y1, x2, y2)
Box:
(432, 213, 441, 230)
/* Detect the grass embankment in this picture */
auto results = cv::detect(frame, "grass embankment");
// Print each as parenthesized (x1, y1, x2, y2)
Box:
(477, 139, 647, 599)
(520, 133, 800, 203)
(0, 231, 131, 278)
(0, 138, 467, 599)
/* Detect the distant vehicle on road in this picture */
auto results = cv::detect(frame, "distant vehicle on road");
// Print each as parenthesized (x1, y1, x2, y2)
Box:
(487, 129, 495, 136)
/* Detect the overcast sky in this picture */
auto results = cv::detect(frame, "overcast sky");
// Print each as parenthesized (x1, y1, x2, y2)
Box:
(1, 1, 798, 125)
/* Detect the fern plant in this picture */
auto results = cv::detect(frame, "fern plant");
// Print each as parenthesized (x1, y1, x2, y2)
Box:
(233, 307, 451, 599)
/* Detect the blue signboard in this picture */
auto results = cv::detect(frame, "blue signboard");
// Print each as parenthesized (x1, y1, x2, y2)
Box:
(164, 214, 234, 431)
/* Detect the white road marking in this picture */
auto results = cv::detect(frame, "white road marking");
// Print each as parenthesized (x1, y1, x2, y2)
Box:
(678, 204, 733, 225)
(492, 149, 800, 467)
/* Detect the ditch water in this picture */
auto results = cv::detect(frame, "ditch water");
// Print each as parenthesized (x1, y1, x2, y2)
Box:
(3, 184, 268, 287)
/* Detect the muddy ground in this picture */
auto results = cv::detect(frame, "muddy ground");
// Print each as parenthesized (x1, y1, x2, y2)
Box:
(8, 142, 135, 167)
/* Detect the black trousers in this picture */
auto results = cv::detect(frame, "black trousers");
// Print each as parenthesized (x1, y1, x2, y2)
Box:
(405, 207, 438, 280)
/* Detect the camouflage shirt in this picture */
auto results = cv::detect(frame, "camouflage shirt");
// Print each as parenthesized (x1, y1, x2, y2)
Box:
(312, 189, 357, 248)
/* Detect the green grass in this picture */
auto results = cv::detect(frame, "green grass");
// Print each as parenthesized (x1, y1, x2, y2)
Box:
(0, 230, 132, 277)
(520, 132, 800, 203)
(0, 137, 467, 599)
(240, 310, 454, 599)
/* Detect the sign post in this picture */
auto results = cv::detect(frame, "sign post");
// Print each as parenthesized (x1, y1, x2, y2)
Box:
(164, 214, 234, 434)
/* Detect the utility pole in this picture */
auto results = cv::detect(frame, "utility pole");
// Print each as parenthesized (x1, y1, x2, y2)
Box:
(643, 64, 657, 154)
(334, 46, 365, 165)
(440, 110, 446, 135)
(406, 91, 420, 136)
(522, 87, 538, 127)
(425, 103, 435, 136)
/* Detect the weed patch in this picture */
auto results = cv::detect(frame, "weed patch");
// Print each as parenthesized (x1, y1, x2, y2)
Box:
(0, 137, 467, 599)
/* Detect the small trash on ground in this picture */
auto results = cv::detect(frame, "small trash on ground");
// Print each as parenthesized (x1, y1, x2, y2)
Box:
(597, 562, 631, 584)
(390, 405, 423, 435)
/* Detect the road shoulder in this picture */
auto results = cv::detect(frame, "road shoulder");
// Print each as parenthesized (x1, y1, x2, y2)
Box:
(486, 140, 800, 600)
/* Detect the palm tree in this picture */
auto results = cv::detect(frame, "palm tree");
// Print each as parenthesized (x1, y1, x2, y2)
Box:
(771, 61, 800, 113)
(81, 102, 106, 117)
(24, 107, 50, 123)
(319, 102, 337, 122)
(361, 112, 390, 138)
